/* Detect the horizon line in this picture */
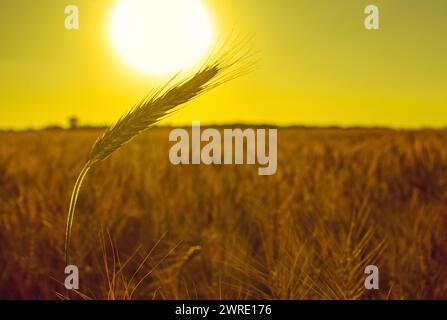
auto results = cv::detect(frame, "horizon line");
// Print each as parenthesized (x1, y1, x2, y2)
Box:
(1, 123, 447, 132)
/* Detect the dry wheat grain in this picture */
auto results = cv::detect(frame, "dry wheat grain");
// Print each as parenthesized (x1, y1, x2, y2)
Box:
(65, 44, 252, 264)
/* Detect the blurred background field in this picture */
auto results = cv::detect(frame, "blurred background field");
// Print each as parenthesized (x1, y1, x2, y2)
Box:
(0, 127, 446, 299)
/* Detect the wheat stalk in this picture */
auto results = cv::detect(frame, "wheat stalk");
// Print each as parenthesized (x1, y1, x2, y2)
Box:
(65, 42, 252, 264)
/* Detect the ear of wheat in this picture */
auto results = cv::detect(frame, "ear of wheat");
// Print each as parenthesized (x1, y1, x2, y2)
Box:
(65, 42, 253, 264)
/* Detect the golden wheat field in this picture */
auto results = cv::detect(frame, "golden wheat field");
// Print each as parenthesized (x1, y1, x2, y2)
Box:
(0, 127, 446, 300)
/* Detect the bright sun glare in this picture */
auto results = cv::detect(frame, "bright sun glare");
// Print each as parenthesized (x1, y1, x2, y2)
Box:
(110, 0, 213, 76)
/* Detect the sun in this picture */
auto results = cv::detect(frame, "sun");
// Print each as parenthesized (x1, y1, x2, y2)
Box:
(110, 0, 213, 76)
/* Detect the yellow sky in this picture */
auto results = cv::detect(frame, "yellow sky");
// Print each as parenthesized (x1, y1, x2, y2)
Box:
(1, 0, 447, 129)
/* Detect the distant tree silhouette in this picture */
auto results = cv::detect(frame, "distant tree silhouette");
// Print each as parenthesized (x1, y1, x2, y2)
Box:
(69, 116, 79, 129)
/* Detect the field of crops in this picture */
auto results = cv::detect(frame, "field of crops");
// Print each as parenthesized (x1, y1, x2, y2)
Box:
(0, 127, 446, 299)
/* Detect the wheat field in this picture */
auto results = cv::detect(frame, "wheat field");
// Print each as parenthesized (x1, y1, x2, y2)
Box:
(0, 127, 446, 300)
